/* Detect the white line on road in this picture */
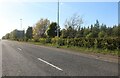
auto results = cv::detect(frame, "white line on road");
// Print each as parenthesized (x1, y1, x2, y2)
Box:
(18, 48, 22, 51)
(37, 58, 63, 71)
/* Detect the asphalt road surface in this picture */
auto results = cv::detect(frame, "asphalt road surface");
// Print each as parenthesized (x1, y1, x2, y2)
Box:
(1, 40, 118, 76)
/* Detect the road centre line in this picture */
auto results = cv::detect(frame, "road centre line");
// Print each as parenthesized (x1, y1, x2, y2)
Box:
(37, 58, 63, 71)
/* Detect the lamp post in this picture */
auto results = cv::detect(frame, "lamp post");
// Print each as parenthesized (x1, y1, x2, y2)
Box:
(20, 19, 22, 30)
(20, 19, 24, 40)
(57, 0, 59, 37)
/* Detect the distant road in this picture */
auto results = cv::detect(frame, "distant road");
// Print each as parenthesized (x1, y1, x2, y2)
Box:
(1, 40, 118, 76)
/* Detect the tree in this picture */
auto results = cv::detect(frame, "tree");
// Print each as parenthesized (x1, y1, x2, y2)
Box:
(106, 27, 112, 37)
(61, 29, 67, 38)
(46, 22, 57, 38)
(92, 20, 100, 38)
(10, 29, 17, 40)
(26, 26, 33, 40)
(76, 27, 84, 38)
(83, 27, 90, 37)
(118, 25, 120, 37)
(2, 36, 5, 39)
(64, 14, 83, 30)
(100, 24, 107, 32)
(63, 14, 83, 38)
(90, 24, 93, 32)
(33, 18, 50, 40)
(8, 29, 24, 40)
(5, 33, 10, 39)
(112, 25, 118, 37)
(67, 26, 77, 38)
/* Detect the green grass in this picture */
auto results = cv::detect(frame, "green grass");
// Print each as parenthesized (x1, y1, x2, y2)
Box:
(60, 45, 119, 56)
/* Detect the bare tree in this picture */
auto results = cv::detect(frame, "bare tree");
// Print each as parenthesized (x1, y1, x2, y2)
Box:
(64, 13, 83, 30)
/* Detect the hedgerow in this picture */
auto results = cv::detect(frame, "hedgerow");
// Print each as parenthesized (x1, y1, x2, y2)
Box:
(35, 37, 120, 51)
(51, 37, 120, 51)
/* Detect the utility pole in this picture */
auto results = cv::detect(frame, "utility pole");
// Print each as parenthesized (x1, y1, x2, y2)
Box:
(57, 0, 59, 37)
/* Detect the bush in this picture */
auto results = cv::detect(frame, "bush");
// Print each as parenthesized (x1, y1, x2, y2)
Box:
(51, 36, 58, 44)
(33, 38, 39, 42)
(94, 38, 103, 49)
(57, 38, 64, 46)
(39, 38, 45, 44)
(51, 37, 64, 46)
(63, 38, 118, 51)
(32, 37, 119, 51)
(45, 37, 51, 43)
(116, 38, 120, 50)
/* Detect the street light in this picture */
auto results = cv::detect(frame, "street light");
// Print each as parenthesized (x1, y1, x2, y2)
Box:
(57, 0, 59, 37)
(20, 19, 22, 30)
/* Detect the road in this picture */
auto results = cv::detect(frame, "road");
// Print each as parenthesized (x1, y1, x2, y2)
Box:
(1, 40, 118, 76)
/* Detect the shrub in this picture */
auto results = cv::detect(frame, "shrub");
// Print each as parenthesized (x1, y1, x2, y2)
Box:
(39, 38, 45, 44)
(51, 37, 64, 46)
(34, 37, 119, 51)
(33, 38, 39, 42)
(45, 37, 51, 43)
(57, 38, 64, 46)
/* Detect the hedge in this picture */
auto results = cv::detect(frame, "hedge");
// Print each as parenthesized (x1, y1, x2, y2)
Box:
(34, 37, 120, 51)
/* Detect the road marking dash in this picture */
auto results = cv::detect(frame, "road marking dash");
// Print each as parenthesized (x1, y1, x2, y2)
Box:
(18, 48, 22, 51)
(37, 58, 63, 71)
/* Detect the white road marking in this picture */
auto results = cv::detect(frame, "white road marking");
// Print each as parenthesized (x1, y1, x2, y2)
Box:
(95, 58, 99, 59)
(18, 48, 22, 51)
(103, 60, 109, 62)
(37, 58, 63, 71)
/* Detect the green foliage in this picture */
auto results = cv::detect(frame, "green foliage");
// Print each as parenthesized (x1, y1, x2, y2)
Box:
(3, 29, 25, 41)
(10, 29, 17, 40)
(51, 37, 58, 44)
(5, 33, 10, 39)
(33, 38, 39, 42)
(83, 28, 90, 37)
(98, 31, 106, 38)
(45, 37, 51, 43)
(67, 26, 77, 38)
(86, 33, 93, 38)
(33, 18, 50, 39)
(50, 37, 119, 51)
(61, 26, 77, 38)
(90, 20, 100, 38)
(118, 25, 120, 37)
(61, 29, 68, 38)
(2, 36, 5, 39)
(51, 37, 64, 46)
(39, 38, 45, 44)
(46, 22, 57, 38)
(2, 15, 120, 55)
(26, 26, 33, 40)
(57, 38, 64, 46)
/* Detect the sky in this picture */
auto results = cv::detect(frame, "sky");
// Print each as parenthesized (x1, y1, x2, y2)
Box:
(0, 1, 118, 39)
